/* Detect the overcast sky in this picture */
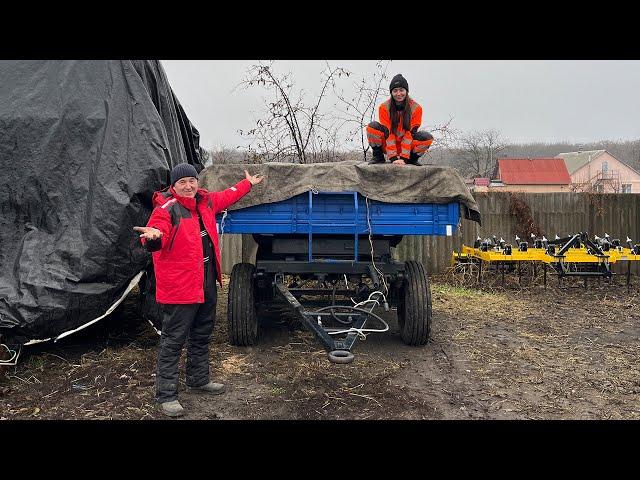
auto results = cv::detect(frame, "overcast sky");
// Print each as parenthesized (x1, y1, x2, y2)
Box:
(161, 60, 640, 150)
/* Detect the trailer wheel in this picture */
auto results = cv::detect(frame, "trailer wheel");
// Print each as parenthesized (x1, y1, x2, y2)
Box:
(228, 262, 258, 346)
(397, 260, 432, 346)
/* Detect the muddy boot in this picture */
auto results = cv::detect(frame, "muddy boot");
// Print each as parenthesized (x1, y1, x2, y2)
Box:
(160, 400, 185, 417)
(368, 146, 385, 164)
(406, 152, 423, 166)
(186, 381, 226, 395)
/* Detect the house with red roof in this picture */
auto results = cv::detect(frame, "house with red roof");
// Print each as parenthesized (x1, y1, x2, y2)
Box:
(464, 177, 491, 192)
(486, 158, 572, 192)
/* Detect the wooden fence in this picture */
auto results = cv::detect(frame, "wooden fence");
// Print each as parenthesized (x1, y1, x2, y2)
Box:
(220, 192, 640, 276)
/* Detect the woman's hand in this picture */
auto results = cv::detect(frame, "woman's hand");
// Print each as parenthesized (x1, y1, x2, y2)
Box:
(392, 159, 407, 166)
(245, 170, 264, 185)
(133, 226, 163, 240)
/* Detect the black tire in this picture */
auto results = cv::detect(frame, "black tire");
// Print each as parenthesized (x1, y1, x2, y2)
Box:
(256, 282, 275, 304)
(397, 260, 432, 346)
(227, 262, 258, 346)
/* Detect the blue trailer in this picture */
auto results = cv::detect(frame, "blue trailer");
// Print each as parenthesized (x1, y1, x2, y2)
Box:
(217, 190, 460, 363)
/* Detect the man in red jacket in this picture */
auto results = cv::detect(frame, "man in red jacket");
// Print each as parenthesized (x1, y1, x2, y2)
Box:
(134, 162, 263, 417)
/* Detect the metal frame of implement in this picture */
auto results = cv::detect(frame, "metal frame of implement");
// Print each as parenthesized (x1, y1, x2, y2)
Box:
(452, 232, 640, 288)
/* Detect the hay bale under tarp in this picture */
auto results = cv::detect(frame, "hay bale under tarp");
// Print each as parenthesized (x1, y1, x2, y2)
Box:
(0, 60, 203, 346)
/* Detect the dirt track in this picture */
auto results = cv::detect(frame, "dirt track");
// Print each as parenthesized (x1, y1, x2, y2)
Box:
(2, 273, 640, 420)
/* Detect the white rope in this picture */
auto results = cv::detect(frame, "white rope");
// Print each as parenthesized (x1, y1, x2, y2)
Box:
(23, 337, 52, 346)
(218, 209, 228, 255)
(21, 271, 145, 349)
(328, 290, 390, 340)
(365, 196, 389, 296)
(147, 319, 161, 336)
(352, 290, 387, 308)
(326, 300, 389, 339)
(0, 343, 21, 366)
(53, 270, 144, 343)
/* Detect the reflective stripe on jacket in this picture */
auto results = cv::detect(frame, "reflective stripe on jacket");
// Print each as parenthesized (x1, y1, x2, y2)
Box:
(142, 180, 252, 304)
(378, 98, 422, 159)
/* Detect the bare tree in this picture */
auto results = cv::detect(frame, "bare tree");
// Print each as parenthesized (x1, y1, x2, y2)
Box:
(454, 129, 507, 178)
(330, 61, 457, 164)
(419, 117, 457, 165)
(236, 61, 349, 163)
(330, 60, 390, 161)
(236, 61, 461, 165)
(198, 146, 211, 167)
(207, 143, 249, 165)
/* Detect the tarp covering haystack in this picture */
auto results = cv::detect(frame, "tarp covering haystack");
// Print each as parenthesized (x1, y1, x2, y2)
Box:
(0, 60, 204, 347)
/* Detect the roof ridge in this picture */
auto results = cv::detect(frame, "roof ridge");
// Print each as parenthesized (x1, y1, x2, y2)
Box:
(557, 149, 606, 156)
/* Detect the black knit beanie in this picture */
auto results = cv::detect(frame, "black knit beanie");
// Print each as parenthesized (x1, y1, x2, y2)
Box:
(170, 163, 199, 186)
(389, 74, 409, 93)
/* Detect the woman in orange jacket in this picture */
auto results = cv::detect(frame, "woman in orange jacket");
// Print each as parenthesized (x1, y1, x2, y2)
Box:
(366, 74, 433, 165)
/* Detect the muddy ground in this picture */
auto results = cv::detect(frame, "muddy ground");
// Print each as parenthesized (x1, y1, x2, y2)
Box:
(2, 272, 640, 420)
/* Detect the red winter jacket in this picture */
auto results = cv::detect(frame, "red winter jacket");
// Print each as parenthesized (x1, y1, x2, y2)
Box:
(142, 179, 252, 304)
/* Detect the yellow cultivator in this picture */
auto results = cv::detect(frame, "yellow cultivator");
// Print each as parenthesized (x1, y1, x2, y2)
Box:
(452, 232, 640, 288)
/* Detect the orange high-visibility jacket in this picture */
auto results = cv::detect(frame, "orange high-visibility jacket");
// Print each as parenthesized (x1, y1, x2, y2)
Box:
(378, 98, 422, 160)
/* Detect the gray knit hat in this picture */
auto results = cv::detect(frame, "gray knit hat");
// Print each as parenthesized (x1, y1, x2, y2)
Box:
(170, 163, 198, 186)
(389, 74, 409, 93)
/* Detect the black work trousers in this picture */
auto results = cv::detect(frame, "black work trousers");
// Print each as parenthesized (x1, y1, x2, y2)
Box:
(155, 261, 217, 404)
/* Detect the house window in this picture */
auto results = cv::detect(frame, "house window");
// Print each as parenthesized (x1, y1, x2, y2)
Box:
(622, 184, 632, 193)
(602, 161, 609, 173)
(595, 184, 604, 193)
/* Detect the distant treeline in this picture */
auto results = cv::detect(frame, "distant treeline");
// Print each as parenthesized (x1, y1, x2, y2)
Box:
(204, 138, 640, 176)
(427, 139, 640, 175)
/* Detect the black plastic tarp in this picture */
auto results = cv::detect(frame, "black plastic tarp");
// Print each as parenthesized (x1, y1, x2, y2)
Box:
(0, 60, 203, 346)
